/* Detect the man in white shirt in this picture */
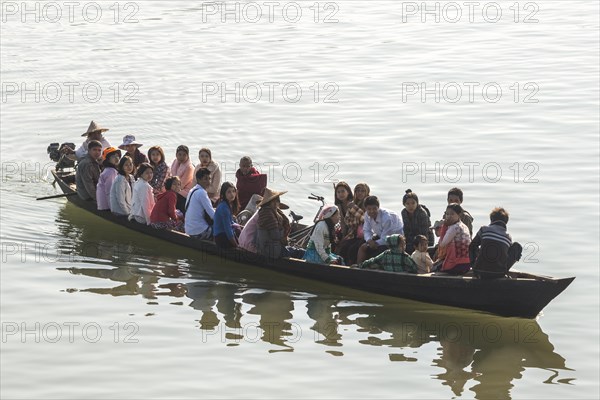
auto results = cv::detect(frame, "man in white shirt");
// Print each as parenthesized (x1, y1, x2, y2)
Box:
(184, 168, 215, 239)
(356, 195, 404, 265)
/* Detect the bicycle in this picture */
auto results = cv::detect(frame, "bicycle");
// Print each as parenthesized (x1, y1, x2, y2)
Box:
(288, 193, 325, 248)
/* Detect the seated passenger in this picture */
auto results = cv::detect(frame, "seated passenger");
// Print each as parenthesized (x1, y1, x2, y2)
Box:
(336, 182, 370, 265)
(401, 189, 433, 254)
(213, 182, 241, 249)
(469, 207, 523, 279)
(256, 188, 304, 259)
(411, 235, 434, 274)
(434, 203, 472, 275)
(359, 234, 417, 273)
(118, 135, 148, 170)
(170, 145, 195, 211)
(129, 163, 155, 225)
(194, 148, 221, 203)
(96, 147, 121, 210)
(333, 181, 353, 243)
(236, 156, 267, 210)
(302, 205, 343, 265)
(238, 208, 260, 253)
(110, 156, 135, 216)
(184, 168, 215, 240)
(75, 139, 102, 201)
(150, 176, 184, 231)
(148, 145, 170, 197)
(356, 195, 404, 265)
(446, 187, 474, 237)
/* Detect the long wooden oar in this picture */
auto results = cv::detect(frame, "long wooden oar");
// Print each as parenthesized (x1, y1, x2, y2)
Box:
(36, 192, 77, 201)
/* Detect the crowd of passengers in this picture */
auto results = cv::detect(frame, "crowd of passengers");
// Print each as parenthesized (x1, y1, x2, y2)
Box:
(67, 121, 522, 280)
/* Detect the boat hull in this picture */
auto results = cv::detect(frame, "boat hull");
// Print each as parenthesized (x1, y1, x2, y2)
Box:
(50, 169, 574, 318)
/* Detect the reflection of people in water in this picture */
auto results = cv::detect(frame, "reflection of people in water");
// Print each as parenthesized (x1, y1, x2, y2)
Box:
(305, 297, 342, 348)
(434, 339, 476, 397)
(242, 291, 294, 351)
(186, 282, 242, 332)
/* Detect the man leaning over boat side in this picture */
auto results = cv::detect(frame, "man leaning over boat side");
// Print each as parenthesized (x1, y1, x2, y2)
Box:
(469, 207, 523, 279)
(184, 168, 215, 240)
(75, 140, 102, 202)
(61, 121, 112, 161)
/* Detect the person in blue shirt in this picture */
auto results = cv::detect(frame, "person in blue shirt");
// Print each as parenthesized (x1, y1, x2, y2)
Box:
(213, 181, 241, 249)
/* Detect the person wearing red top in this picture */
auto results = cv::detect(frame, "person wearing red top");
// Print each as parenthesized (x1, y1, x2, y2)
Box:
(235, 156, 267, 210)
(150, 176, 184, 231)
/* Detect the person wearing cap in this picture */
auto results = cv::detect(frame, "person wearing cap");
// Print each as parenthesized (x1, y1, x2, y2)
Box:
(62, 121, 111, 160)
(302, 205, 344, 265)
(184, 168, 216, 240)
(356, 195, 404, 265)
(96, 147, 122, 210)
(118, 135, 148, 169)
(170, 145, 195, 208)
(75, 139, 102, 201)
(359, 234, 418, 273)
(256, 188, 297, 259)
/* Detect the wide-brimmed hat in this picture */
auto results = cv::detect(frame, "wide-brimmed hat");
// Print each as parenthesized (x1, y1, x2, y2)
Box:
(118, 135, 143, 150)
(82, 120, 109, 137)
(102, 147, 121, 161)
(257, 188, 287, 207)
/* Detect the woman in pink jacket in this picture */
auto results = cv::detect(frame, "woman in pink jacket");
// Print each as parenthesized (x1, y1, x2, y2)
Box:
(96, 147, 121, 211)
(170, 145, 195, 212)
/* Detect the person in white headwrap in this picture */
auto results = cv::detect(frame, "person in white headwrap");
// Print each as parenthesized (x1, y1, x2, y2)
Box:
(302, 205, 344, 265)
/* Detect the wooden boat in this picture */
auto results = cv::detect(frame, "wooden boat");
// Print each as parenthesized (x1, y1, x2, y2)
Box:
(50, 169, 574, 319)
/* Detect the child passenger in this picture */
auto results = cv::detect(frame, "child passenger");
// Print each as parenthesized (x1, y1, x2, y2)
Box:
(359, 234, 418, 273)
(411, 235, 433, 274)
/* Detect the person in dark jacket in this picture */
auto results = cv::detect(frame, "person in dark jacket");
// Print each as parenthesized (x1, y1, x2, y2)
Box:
(469, 207, 522, 279)
(235, 156, 266, 210)
(401, 189, 433, 253)
(75, 140, 102, 201)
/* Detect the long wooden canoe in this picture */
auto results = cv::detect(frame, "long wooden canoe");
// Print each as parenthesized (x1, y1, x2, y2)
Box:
(50, 169, 574, 318)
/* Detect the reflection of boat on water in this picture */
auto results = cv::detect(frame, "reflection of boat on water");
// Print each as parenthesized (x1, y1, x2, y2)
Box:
(57, 253, 574, 399)
(51, 169, 574, 318)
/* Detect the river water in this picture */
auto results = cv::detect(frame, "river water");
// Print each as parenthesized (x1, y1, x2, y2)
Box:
(1, 1, 598, 398)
